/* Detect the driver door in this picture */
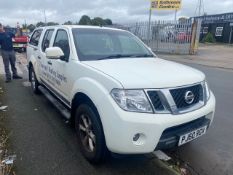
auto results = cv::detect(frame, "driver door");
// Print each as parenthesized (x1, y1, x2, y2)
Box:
(48, 29, 71, 105)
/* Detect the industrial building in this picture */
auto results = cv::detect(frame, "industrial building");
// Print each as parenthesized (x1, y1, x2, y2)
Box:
(195, 12, 233, 43)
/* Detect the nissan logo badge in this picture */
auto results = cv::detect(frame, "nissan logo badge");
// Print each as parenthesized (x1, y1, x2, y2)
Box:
(184, 91, 195, 104)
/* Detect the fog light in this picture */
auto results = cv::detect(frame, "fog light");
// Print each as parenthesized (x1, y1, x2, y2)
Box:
(133, 133, 140, 142)
(132, 133, 146, 146)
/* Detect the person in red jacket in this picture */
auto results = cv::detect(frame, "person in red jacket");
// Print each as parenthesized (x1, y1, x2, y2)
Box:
(0, 23, 22, 83)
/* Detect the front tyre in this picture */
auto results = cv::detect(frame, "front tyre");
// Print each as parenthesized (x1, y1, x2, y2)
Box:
(75, 103, 108, 163)
(29, 66, 40, 94)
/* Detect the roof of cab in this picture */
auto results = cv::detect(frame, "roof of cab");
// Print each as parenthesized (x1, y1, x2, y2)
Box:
(37, 25, 125, 32)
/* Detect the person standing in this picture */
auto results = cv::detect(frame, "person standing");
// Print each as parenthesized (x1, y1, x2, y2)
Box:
(0, 23, 22, 82)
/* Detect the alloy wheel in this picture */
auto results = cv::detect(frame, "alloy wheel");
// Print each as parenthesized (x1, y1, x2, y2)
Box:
(79, 114, 96, 152)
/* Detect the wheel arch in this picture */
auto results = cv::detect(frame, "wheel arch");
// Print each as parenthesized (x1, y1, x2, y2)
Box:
(70, 92, 104, 129)
(69, 77, 113, 124)
(28, 58, 40, 82)
(72, 91, 110, 162)
(69, 77, 121, 153)
(71, 92, 96, 122)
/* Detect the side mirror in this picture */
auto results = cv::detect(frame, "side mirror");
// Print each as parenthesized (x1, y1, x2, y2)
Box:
(45, 47, 64, 59)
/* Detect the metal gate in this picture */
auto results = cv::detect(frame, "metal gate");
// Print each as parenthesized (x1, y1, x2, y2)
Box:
(112, 20, 201, 54)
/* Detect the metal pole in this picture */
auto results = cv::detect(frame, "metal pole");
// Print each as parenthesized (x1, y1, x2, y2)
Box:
(148, 7, 152, 44)
(198, 0, 201, 16)
(229, 27, 233, 44)
(44, 10, 47, 24)
(175, 9, 177, 21)
(24, 19, 27, 29)
(198, 0, 203, 16)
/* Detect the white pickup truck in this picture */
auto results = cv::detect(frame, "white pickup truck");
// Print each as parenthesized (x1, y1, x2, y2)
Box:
(27, 25, 215, 163)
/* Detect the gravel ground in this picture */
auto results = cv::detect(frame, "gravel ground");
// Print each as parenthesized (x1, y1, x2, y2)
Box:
(0, 84, 16, 175)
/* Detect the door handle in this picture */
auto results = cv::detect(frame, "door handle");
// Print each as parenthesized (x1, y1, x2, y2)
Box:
(33, 48, 38, 51)
(47, 61, 52, 65)
(38, 56, 41, 59)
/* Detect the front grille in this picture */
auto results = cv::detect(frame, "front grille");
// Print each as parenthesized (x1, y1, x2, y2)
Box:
(147, 91, 164, 111)
(146, 83, 204, 114)
(170, 84, 203, 109)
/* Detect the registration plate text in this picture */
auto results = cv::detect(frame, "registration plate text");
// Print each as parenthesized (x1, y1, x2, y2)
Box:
(178, 126, 207, 146)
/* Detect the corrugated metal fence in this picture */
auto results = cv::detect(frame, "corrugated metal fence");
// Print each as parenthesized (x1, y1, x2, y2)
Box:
(111, 20, 201, 54)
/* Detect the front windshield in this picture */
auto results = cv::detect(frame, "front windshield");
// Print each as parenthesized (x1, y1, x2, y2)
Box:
(72, 28, 154, 61)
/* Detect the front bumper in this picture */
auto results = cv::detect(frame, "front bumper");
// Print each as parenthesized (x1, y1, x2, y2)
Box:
(155, 116, 211, 150)
(13, 43, 27, 49)
(99, 91, 215, 154)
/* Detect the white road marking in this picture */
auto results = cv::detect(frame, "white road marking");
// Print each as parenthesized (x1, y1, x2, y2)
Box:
(153, 150, 171, 161)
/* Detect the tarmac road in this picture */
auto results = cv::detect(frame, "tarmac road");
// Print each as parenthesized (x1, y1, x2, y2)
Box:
(171, 64, 233, 175)
(1, 56, 233, 175)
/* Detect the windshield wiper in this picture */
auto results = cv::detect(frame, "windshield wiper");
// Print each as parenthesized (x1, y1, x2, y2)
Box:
(128, 54, 154, 58)
(97, 54, 154, 60)
(98, 54, 131, 60)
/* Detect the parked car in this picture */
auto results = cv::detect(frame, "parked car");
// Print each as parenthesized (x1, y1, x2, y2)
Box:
(176, 32, 192, 43)
(5, 27, 29, 52)
(27, 26, 216, 163)
(152, 25, 176, 42)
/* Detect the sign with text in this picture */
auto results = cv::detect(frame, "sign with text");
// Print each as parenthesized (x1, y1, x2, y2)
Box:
(194, 12, 233, 24)
(151, 0, 181, 10)
(215, 27, 223, 37)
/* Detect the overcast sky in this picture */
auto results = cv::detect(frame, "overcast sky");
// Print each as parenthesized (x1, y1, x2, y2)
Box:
(0, 0, 233, 26)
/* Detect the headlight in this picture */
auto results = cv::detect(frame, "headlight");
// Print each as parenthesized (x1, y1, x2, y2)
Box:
(111, 89, 153, 113)
(204, 81, 210, 101)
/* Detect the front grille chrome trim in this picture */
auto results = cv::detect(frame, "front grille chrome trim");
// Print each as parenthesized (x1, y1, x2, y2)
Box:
(159, 89, 178, 114)
(145, 82, 206, 115)
(145, 90, 170, 114)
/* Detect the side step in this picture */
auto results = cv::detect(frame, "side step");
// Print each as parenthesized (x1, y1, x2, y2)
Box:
(38, 86, 71, 120)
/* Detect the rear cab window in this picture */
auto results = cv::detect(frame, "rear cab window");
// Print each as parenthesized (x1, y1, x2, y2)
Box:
(29, 29, 43, 47)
